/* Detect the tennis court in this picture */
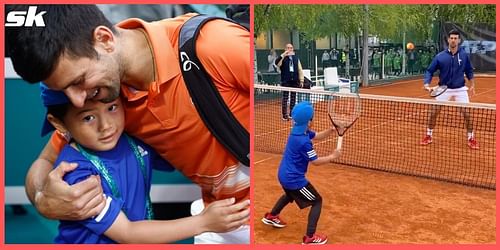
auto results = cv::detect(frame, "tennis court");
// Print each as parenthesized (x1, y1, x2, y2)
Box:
(253, 76, 496, 244)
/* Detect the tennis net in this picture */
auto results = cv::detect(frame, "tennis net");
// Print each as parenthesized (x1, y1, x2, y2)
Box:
(254, 84, 496, 189)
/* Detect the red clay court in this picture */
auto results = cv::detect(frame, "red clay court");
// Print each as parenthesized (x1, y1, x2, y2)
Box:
(253, 76, 496, 244)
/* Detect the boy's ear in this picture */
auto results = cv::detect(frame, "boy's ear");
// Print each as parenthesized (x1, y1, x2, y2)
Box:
(47, 114, 68, 134)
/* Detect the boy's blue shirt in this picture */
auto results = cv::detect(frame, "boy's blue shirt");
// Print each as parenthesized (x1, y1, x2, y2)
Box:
(53, 134, 174, 244)
(278, 130, 318, 190)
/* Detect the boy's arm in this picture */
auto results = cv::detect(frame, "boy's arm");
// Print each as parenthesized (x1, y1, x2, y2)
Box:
(25, 137, 105, 220)
(104, 198, 250, 243)
(311, 150, 341, 166)
(312, 128, 335, 141)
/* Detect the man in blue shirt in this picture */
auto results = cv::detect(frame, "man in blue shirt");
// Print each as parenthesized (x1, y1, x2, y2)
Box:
(261, 101, 341, 244)
(421, 29, 479, 149)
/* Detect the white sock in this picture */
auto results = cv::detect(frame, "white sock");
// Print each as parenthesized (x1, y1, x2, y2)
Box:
(467, 132, 474, 140)
(426, 128, 433, 136)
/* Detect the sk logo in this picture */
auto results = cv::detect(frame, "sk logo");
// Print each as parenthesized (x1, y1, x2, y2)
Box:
(5, 6, 46, 27)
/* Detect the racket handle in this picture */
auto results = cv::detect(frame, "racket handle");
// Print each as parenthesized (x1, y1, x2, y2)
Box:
(336, 136, 343, 150)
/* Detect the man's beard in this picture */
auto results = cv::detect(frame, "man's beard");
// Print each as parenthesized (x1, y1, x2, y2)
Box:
(100, 85, 120, 103)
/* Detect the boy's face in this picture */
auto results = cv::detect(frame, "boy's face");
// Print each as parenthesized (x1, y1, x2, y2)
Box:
(62, 98, 125, 151)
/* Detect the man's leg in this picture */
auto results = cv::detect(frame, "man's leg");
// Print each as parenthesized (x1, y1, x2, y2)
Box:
(420, 105, 441, 145)
(421, 92, 449, 145)
(455, 90, 479, 149)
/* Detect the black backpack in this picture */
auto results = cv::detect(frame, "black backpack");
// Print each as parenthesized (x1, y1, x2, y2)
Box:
(178, 15, 249, 167)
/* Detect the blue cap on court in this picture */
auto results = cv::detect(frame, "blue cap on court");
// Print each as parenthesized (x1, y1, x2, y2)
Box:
(291, 101, 314, 135)
(40, 82, 70, 136)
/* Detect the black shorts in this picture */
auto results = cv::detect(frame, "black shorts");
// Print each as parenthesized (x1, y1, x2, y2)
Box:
(284, 183, 322, 209)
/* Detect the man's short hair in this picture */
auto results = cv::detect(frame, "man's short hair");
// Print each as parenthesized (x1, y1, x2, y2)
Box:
(448, 29, 461, 38)
(5, 5, 115, 83)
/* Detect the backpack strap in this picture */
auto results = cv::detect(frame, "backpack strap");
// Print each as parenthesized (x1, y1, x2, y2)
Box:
(178, 14, 249, 167)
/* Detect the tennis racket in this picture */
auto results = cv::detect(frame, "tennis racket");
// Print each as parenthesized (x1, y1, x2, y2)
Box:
(327, 92, 361, 150)
(429, 85, 447, 97)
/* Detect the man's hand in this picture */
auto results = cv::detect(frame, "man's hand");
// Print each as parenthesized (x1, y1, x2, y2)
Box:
(199, 198, 250, 233)
(469, 79, 476, 96)
(35, 161, 106, 220)
(469, 85, 476, 96)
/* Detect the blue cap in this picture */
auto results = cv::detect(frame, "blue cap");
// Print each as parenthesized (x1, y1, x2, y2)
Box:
(291, 101, 314, 135)
(40, 83, 70, 136)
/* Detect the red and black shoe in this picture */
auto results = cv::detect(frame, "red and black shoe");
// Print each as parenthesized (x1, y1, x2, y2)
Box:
(261, 213, 287, 228)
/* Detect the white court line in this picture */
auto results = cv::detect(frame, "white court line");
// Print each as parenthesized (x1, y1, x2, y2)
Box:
(255, 126, 290, 137)
(336, 110, 424, 141)
(472, 88, 496, 98)
(363, 78, 422, 89)
(254, 157, 276, 165)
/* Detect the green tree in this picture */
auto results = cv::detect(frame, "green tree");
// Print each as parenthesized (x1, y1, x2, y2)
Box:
(254, 4, 495, 41)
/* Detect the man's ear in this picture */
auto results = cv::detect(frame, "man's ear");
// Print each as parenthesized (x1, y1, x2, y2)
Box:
(93, 26, 116, 53)
(47, 114, 68, 135)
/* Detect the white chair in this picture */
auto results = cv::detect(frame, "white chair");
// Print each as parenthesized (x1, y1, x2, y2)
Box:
(324, 67, 351, 93)
(302, 69, 311, 81)
(298, 69, 312, 103)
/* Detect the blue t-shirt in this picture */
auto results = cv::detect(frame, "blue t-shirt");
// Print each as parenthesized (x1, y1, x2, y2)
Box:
(278, 130, 317, 190)
(54, 134, 174, 244)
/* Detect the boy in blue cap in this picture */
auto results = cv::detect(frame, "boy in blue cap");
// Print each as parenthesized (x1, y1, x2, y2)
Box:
(261, 101, 341, 244)
(39, 83, 250, 243)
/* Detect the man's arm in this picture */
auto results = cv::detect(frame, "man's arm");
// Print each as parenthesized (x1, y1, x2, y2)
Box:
(298, 60, 304, 86)
(423, 56, 439, 88)
(275, 52, 286, 67)
(464, 54, 475, 95)
(25, 140, 106, 220)
(423, 56, 440, 92)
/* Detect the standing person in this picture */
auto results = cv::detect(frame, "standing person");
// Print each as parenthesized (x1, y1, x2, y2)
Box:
(321, 50, 330, 70)
(407, 49, 417, 75)
(372, 49, 382, 79)
(268, 49, 278, 72)
(393, 52, 402, 76)
(261, 102, 341, 245)
(330, 49, 339, 68)
(275, 43, 304, 121)
(6, 4, 250, 243)
(420, 29, 478, 149)
(38, 84, 249, 243)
